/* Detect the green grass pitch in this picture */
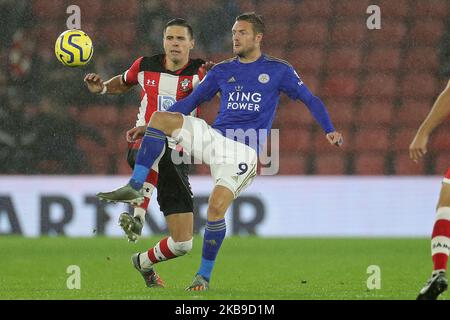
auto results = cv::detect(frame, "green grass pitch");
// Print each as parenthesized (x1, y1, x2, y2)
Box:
(0, 236, 439, 300)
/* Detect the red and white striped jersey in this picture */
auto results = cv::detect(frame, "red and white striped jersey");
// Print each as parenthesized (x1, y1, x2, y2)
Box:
(122, 54, 205, 127)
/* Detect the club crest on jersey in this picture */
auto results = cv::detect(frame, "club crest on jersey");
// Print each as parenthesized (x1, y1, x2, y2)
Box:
(180, 78, 191, 92)
(158, 95, 177, 111)
(258, 73, 270, 84)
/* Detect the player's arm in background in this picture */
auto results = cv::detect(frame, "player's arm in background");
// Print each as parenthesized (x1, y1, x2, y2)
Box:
(280, 65, 343, 147)
(83, 57, 143, 94)
(167, 67, 220, 115)
(410, 80, 450, 161)
(128, 64, 220, 142)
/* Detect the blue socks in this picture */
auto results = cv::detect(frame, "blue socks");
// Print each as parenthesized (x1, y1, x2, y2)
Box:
(129, 127, 166, 191)
(197, 219, 226, 281)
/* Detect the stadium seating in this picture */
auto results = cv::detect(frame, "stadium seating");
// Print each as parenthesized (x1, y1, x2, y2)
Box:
(325, 48, 362, 72)
(354, 153, 386, 175)
(311, 128, 352, 153)
(404, 47, 439, 71)
(353, 128, 390, 153)
(394, 99, 433, 127)
(28, 0, 450, 175)
(334, 0, 371, 17)
(278, 128, 312, 153)
(430, 127, 450, 151)
(314, 152, 347, 175)
(260, 0, 297, 23)
(277, 154, 308, 175)
(322, 74, 359, 99)
(392, 128, 419, 151)
(290, 20, 329, 47)
(118, 106, 140, 130)
(355, 100, 394, 126)
(73, 0, 103, 22)
(412, 0, 449, 18)
(101, 21, 136, 48)
(394, 154, 427, 175)
(297, 0, 333, 19)
(408, 20, 445, 45)
(32, 0, 66, 19)
(102, 0, 138, 20)
(116, 157, 132, 175)
(79, 105, 119, 128)
(286, 47, 325, 72)
(239, 0, 257, 12)
(263, 23, 291, 48)
(434, 154, 450, 176)
(331, 20, 367, 45)
(323, 99, 355, 128)
(273, 100, 314, 127)
(400, 72, 438, 99)
(368, 20, 407, 45)
(360, 74, 398, 99)
(365, 48, 401, 72)
(375, 0, 409, 18)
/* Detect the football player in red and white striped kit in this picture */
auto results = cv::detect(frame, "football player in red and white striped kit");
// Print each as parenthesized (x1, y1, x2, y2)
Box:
(410, 80, 450, 299)
(84, 18, 213, 288)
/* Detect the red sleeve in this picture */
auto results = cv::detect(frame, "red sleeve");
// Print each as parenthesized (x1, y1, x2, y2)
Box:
(122, 56, 143, 85)
(198, 65, 206, 81)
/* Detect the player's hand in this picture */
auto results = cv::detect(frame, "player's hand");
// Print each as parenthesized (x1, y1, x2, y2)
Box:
(201, 61, 215, 73)
(326, 131, 343, 147)
(409, 132, 429, 162)
(84, 73, 104, 93)
(126, 126, 146, 143)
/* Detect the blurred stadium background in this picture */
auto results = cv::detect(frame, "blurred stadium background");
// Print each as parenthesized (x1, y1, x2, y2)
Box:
(1, 0, 450, 300)
(2, 0, 449, 176)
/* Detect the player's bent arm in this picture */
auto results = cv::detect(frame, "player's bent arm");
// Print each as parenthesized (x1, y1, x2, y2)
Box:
(84, 73, 133, 94)
(279, 65, 335, 134)
(102, 75, 134, 94)
(287, 79, 343, 146)
(298, 86, 335, 134)
(167, 70, 220, 115)
(415, 80, 450, 136)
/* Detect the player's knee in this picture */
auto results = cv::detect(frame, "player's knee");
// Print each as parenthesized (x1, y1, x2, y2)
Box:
(149, 111, 182, 136)
(171, 238, 193, 256)
(208, 199, 228, 220)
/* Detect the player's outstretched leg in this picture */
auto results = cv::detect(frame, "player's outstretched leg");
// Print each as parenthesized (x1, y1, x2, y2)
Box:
(119, 213, 143, 243)
(133, 235, 193, 288)
(186, 274, 210, 291)
(97, 112, 182, 204)
(417, 271, 448, 300)
(131, 253, 165, 288)
(118, 172, 158, 242)
(186, 186, 233, 291)
(417, 179, 450, 300)
(96, 183, 145, 205)
(96, 127, 166, 204)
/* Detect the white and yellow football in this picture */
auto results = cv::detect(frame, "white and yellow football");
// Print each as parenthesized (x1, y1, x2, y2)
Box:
(55, 29, 93, 67)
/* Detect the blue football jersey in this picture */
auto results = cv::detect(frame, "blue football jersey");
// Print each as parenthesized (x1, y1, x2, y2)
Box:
(168, 54, 335, 152)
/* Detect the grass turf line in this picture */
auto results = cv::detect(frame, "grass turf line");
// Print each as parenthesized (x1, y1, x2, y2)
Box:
(0, 236, 437, 300)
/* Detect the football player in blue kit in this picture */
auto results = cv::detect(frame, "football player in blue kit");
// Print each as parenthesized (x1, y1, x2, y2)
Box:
(97, 12, 343, 291)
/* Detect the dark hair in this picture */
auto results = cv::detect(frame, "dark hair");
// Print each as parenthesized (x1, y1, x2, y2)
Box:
(235, 12, 265, 35)
(164, 18, 194, 39)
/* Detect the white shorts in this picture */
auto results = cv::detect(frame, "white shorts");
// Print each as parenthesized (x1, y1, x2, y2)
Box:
(171, 115, 258, 198)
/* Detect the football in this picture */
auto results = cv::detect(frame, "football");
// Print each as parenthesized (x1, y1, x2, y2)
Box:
(54, 29, 93, 67)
